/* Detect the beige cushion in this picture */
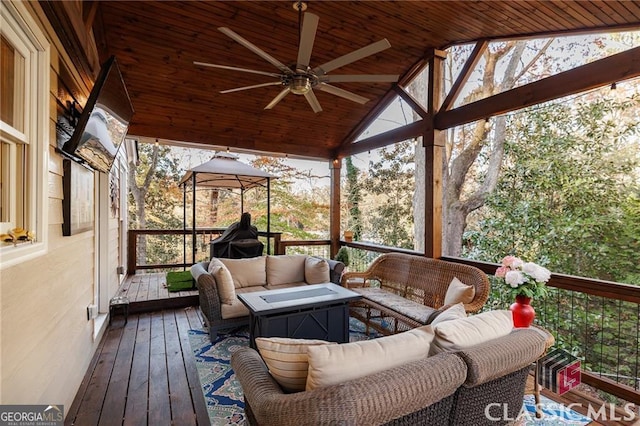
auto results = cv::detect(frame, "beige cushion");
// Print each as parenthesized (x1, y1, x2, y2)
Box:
(220, 257, 266, 288)
(431, 310, 513, 354)
(265, 282, 307, 291)
(256, 337, 334, 393)
(304, 257, 330, 284)
(429, 302, 467, 327)
(220, 286, 266, 319)
(443, 277, 476, 305)
(353, 287, 435, 324)
(266, 255, 307, 286)
(305, 325, 435, 390)
(207, 258, 236, 304)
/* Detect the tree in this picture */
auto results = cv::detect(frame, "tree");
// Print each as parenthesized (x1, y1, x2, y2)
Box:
(344, 157, 363, 240)
(364, 141, 415, 248)
(467, 93, 640, 284)
(128, 143, 183, 264)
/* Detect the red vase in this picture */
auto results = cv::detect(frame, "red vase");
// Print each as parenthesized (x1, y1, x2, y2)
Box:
(510, 295, 535, 328)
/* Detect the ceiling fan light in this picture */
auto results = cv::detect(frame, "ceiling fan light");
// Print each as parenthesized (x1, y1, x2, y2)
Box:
(290, 75, 312, 94)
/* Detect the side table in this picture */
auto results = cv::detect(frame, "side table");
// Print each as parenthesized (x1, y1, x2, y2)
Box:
(109, 296, 130, 325)
(527, 325, 556, 418)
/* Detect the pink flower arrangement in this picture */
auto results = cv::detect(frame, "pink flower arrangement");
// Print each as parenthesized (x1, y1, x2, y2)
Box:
(495, 255, 551, 299)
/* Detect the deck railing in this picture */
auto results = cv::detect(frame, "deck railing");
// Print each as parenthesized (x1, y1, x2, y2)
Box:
(127, 228, 282, 274)
(280, 240, 640, 409)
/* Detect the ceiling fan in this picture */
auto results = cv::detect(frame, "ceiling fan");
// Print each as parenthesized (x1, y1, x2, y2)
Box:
(194, 2, 399, 113)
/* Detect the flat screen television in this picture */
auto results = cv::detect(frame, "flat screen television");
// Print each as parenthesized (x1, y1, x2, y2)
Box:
(62, 56, 134, 173)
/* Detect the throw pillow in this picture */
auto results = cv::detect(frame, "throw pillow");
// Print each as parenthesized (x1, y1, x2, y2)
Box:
(207, 258, 236, 304)
(428, 302, 467, 326)
(220, 256, 266, 288)
(255, 337, 334, 393)
(431, 310, 513, 355)
(443, 277, 476, 305)
(304, 257, 330, 284)
(305, 325, 434, 390)
(266, 255, 307, 286)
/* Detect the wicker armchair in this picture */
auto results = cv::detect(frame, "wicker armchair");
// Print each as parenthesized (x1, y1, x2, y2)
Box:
(450, 327, 554, 425)
(342, 253, 490, 334)
(231, 348, 467, 426)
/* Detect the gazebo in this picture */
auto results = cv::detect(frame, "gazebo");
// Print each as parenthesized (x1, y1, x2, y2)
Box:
(178, 152, 275, 264)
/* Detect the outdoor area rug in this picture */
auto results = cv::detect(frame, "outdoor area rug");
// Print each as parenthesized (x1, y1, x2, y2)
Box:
(516, 394, 592, 426)
(188, 321, 592, 426)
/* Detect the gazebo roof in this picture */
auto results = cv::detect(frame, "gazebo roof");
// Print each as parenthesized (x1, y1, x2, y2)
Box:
(178, 152, 274, 190)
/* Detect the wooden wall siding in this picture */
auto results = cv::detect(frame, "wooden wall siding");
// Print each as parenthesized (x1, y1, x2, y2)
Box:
(39, 0, 634, 160)
(0, 1, 114, 413)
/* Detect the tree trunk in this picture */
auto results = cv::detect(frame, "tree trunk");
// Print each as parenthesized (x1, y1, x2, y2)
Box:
(128, 144, 160, 265)
(442, 41, 542, 256)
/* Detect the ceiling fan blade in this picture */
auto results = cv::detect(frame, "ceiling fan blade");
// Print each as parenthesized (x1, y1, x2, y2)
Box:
(265, 88, 291, 110)
(220, 81, 283, 94)
(321, 74, 399, 83)
(304, 90, 323, 113)
(317, 83, 369, 104)
(194, 61, 283, 78)
(296, 12, 319, 69)
(313, 39, 392, 75)
(219, 27, 292, 75)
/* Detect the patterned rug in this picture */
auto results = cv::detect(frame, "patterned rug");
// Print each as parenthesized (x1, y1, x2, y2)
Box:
(188, 321, 592, 426)
(517, 394, 592, 425)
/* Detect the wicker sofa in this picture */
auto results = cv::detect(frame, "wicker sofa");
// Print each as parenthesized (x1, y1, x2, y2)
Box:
(342, 253, 490, 334)
(231, 326, 552, 426)
(191, 255, 345, 341)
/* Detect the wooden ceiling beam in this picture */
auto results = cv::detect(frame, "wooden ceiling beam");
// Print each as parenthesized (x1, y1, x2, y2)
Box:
(129, 125, 333, 159)
(393, 86, 429, 119)
(435, 44, 640, 129)
(336, 54, 433, 157)
(340, 120, 428, 157)
(440, 40, 488, 112)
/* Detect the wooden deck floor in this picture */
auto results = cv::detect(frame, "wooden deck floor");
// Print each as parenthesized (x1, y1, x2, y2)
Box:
(115, 272, 199, 314)
(65, 306, 209, 426)
(66, 273, 206, 426)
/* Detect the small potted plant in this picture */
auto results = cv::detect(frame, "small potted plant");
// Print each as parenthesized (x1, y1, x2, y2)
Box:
(335, 246, 350, 267)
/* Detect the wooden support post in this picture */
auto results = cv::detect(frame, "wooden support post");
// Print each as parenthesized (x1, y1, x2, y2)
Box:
(329, 158, 342, 259)
(423, 49, 447, 259)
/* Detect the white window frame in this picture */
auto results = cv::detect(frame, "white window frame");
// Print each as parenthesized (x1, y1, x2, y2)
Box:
(0, 1, 49, 268)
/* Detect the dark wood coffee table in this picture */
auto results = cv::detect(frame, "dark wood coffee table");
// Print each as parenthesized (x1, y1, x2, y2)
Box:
(237, 283, 361, 348)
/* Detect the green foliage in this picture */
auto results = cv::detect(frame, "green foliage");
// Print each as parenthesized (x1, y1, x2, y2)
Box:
(363, 141, 416, 249)
(466, 94, 640, 284)
(334, 246, 350, 267)
(345, 157, 363, 240)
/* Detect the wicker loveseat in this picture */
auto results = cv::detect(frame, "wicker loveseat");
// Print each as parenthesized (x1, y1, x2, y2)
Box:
(231, 326, 551, 426)
(191, 255, 345, 341)
(342, 253, 490, 334)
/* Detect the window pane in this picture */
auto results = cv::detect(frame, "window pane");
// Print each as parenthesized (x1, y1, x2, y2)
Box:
(1, 35, 24, 132)
(0, 141, 8, 222)
(1, 36, 15, 126)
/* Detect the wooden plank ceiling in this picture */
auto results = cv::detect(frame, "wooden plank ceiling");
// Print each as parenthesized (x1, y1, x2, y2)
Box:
(93, 1, 640, 159)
